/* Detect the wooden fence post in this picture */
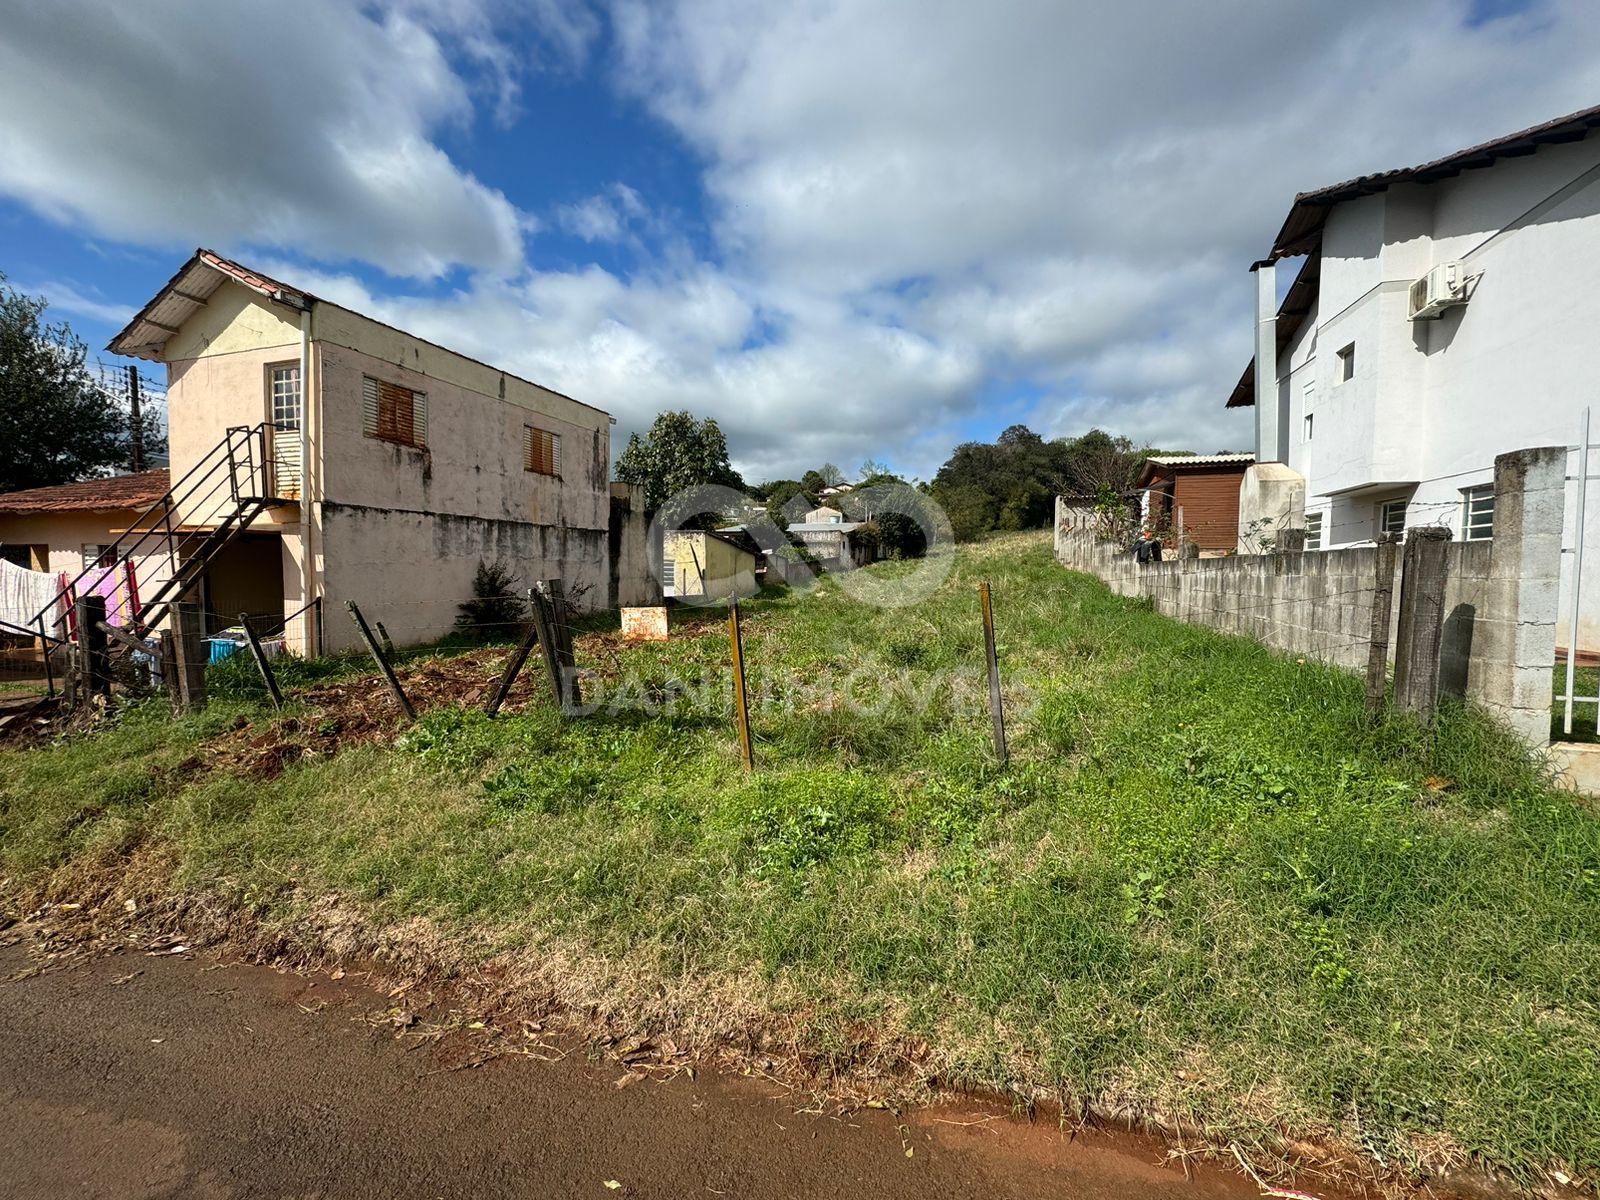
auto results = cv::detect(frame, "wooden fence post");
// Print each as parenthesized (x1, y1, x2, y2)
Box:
(728, 598, 754, 770)
(526, 585, 566, 711)
(484, 590, 540, 717)
(979, 582, 1007, 765)
(170, 602, 208, 712)
(74, 594, 110, 700)
(240, 613, 284, 709)
(1365, 533, 1401, 713)
(346, 600, 415, 722)
(375, 620, 395, 658)
(1393, 528, 1451, 723)
(534, 579, 582, 713)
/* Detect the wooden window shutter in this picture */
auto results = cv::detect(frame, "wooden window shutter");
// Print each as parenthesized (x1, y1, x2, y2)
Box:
(523, 425, 561, 476)
(363, 376, 426, 448)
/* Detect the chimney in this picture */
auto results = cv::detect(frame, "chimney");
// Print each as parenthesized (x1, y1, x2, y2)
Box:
(1251, 259, 1278, 462)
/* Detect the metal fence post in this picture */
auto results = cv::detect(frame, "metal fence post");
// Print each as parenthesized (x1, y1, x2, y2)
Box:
(345, 600, 414, 721)
(1564, 407, 1590, 735)
(485, 590, 540, 717)
(240, 613, 284, 709)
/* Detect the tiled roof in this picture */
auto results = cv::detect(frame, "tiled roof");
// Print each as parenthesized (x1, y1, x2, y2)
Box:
(0, 469, 169, 514)
(1271, 102, 1600, 259)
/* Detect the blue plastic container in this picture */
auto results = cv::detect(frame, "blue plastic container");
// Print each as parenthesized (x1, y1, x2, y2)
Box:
(206, 638, 243, 664)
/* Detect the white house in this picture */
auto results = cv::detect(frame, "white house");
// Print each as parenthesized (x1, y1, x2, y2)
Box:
(1229, 102, 1600, 652)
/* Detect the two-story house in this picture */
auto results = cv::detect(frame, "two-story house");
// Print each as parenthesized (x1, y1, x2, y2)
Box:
(92, 249, 617, 655)
(1228, 103, 1600, 651)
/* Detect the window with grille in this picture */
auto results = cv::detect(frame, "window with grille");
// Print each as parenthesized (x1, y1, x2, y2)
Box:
(1462, 484, 1494, 541)
(1378, 497, 1407, 536)
(362, 376, 427, 448)
(522, 425, 562, 477)
(1304, 512, 1323, 550)
(662, 557, 676, 590)
(269, 364, 301, 431)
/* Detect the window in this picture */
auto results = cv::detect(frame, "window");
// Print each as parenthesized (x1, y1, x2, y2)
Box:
(1304, 512, 1323, 550)
(662, 556, 676, 590)
(1303, 412, 1314, 442)
(1378, 497, 1407, 537)
(522, 425, 562, 477)
(269, 364, 301, 431)
(1336, 342, 1356, 383)
(81, 544, 105, 569)
(362, 376, 427, 448)
(1462, 484, 1494, 541)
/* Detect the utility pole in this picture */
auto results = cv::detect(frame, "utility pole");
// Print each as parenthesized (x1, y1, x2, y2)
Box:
(127, 365, 146, 472)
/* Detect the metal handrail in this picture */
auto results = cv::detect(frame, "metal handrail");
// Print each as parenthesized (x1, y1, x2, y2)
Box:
(31, 423, 285, 633)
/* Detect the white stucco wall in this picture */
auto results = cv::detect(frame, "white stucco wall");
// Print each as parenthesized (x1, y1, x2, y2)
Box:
(311, 335, 612, 650)
(1272, 134, 1600, 650)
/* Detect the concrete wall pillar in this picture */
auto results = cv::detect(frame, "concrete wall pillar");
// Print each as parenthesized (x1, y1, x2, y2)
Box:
(608, 483, 658, 608)
(1394, 528, 1451, 722)
(1477, 446, 1566, 745)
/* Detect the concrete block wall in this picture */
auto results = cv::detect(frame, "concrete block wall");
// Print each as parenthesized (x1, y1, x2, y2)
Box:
(1055, 446, 1566, 745)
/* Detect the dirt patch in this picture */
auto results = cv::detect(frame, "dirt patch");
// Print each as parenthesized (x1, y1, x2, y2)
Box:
(0, 925, 1287, 1200)
(195, 618, 731, 778)
(0, 887, 1455, 1200)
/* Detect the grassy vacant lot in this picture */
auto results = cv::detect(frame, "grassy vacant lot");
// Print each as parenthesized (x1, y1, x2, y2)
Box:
(3, 532, 1598, 1185)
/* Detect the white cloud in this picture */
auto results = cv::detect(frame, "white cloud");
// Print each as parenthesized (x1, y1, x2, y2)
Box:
(9, 0, 1600, 479)
(22, 280, 134, 327)
(557, 183, 648, 242)
(0, 1, 535, 278)
(603, 0, 1600, 467)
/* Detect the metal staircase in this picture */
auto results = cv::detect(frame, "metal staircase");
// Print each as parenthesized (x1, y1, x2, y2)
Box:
(32, 424, 294, 662)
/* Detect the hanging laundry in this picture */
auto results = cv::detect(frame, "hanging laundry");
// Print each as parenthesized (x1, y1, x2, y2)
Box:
(81, 561, 131, 626)
(0, 558, 63, 630)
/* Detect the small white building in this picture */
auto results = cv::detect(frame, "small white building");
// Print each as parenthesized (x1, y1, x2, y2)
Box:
(1229, 103, 1600, 651)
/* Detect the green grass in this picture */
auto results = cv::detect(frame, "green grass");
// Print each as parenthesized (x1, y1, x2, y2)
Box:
(4, 531, 1599, 1184)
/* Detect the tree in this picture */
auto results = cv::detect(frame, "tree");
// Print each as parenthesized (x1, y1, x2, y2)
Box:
(817, 462, 845, 487)
(858, 457, 892, 481)
(939, 485, 1000, 543)
(1055, 428, 1150, 495)
(929, 423, 1167, 542)
(455, 559, 527, 642)
(0, 273, 161, 492)
(799, 469, 828, 496)
(761, 479, 815, 531)
(614, 411, 745, 522)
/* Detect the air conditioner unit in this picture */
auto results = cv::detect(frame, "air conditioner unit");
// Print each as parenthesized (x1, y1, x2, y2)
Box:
(1408, 261, 1470, 320)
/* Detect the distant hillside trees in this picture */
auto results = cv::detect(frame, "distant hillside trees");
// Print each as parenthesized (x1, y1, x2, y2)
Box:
(932, 424, 1165, 542)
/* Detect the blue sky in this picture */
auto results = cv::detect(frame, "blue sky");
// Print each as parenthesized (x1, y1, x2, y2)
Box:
(1, 0, 1595, 483)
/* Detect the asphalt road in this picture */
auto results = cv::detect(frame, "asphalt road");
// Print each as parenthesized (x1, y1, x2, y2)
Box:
(0, 940, 1265, 1199)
